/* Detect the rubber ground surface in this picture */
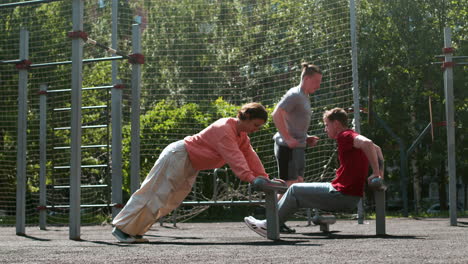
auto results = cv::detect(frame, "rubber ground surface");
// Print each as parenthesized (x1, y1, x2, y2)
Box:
(1, 217, 467, 263)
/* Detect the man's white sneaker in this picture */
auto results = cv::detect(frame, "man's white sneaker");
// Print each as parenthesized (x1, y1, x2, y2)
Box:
(244, 216, 267, 238)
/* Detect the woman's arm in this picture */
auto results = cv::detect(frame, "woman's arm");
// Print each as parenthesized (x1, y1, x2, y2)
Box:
(216, 135, 264, 183)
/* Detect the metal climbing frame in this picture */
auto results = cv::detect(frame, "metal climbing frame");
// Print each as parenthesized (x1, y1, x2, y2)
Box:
(11, 0, 143, 240)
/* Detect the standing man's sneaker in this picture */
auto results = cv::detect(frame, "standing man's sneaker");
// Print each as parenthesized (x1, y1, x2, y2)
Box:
(244, 216, 267, 238)
(112, 227, 136, 243)
(279, 224, 296, 234)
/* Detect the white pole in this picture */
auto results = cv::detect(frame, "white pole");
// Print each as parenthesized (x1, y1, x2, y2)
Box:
(130, 24, 142, 194)
(69, 0, 84, 240)
(16, 28, 29, 236)
(443, 27, 457, 226)
(39, 84, 48, 230)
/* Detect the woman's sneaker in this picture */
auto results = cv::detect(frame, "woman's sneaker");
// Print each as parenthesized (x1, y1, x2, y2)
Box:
(112, 227, 136, 243)
(133, 235, 149, 243)
(244, 216, 267, 238)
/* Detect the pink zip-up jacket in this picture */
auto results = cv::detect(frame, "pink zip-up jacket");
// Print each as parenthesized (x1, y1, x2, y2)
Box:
(184, 117, 269, 183)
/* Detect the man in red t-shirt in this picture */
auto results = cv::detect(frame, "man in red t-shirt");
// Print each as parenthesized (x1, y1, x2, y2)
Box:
(244, 107, 384, 238)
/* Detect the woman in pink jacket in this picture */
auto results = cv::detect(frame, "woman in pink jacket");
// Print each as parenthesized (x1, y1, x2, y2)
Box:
(112, 102, 270, 243)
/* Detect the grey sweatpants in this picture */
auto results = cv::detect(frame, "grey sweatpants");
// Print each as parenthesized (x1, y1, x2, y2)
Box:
(277, 182, 361, 224)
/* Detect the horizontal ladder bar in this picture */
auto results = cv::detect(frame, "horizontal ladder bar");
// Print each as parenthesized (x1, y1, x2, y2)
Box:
(181, 200, 265, 206)
(53, 184, 108, 189)
(47, 85, 113, 93)
(54, 105, 108, 111)
(54, 164, 108, 169)
(54, 144, 109, 150)
(46, 201, 265, 209)
(0, 59, 21, 64)
(30, 56, 124, 68)
(54, 124, 107, 130)
(46, 204, 115, 209)
(432, 61, 468, 65)
(434, 55, 468, 59)
(0, 0, 60, 8)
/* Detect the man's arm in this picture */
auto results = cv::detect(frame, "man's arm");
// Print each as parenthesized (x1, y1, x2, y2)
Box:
(353, 135, 384, 179)
(272, 107, 298, 148)
(306, 135, 319, 148)
(375, 144, 384, 178)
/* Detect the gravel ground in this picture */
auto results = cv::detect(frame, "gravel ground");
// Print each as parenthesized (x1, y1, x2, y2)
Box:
(1, 217, 467, 264)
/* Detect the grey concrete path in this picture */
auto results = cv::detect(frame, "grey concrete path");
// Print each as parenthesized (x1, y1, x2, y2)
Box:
(1, 217, 467, 263)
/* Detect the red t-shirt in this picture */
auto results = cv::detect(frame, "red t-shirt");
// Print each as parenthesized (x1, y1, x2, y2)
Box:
(331, 129, 369, 197)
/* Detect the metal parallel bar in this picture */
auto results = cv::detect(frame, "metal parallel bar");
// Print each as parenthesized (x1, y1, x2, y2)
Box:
(375, 189, 386, 235)
(53, 184, 108, 189)
(0, 0, 60, 8)
(54, 144, 108, 150)
(432, 61, 468, 65)
(54, 105, 107, 111)
(2, 57, 124, 67)
(406, 123, 432, 157)
(249, 179, 288, 241)
(47, 85, 113, 93)
(54, 124, 107, 130)
(47, 204, 115, 209)
(54, 164, 108, 169)
(434, 55, 468, 59)
(0, 59, 21, 64)
(29, 56, 124, 68)
(265, 190, 281, 240)
(181, 200, 265, 206)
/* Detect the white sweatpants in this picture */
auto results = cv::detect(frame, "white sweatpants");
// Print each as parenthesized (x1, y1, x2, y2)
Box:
(112, 140, 199, 236)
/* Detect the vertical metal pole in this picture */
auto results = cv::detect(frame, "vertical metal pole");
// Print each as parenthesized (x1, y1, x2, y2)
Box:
(16, 28, 29, 236)
(265, 191, 280, 240)
(350, 0, 364, 224)
(111, 81, 123, 217)
(213, 170, 218, 201)
(306, 208, 312, 226)
(374, 189, 386, 235)
(39, 84, 48, 230)
(443, 27, 457, 226)
(69, 0, 84, 240)
(401, 147, 409, 217)
(130, 24, 142, 194)
(111, 0, 122, 217)
(350, 0, 360, 132)
(111, 0, 119, 83)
